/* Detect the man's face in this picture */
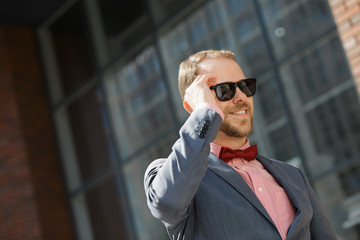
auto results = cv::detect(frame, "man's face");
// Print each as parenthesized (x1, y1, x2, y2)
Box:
(198, 57, 254, 139)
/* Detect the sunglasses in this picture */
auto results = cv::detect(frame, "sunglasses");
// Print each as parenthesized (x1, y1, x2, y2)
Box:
(209, 78, 256, 101)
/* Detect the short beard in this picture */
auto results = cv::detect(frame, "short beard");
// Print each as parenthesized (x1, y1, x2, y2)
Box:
(220, 118, 253, 138)
(220, 101, 254, 138)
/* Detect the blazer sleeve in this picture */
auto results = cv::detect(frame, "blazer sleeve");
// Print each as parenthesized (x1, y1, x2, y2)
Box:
(144, 107, 222, 228)
(298, 168, 337, 239)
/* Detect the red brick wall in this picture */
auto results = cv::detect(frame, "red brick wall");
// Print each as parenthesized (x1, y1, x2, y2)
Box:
(0, 25, 75, 240)
(329, 0, 360, 92)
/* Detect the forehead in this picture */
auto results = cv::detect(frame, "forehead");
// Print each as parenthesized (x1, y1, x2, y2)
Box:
(197, 57, 245, 82)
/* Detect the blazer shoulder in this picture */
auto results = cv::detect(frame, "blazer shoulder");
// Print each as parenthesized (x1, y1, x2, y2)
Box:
(257, 155, 299, 168)
(257, 155, 304, 178)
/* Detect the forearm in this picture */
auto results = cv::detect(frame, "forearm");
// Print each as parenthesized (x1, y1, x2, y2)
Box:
(144, 108, 222, 227)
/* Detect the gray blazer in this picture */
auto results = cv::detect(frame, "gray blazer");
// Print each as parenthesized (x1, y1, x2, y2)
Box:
(144, 108, 336, 240)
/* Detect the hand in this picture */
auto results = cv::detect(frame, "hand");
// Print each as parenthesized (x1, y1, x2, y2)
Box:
(183, 74, 217, 113)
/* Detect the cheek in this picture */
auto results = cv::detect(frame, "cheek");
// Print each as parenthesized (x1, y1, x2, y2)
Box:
(249, 100, 254, 113)
(220, 104, 232, 116)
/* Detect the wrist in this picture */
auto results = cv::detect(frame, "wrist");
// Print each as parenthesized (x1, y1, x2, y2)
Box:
(196, 103, 224, 120)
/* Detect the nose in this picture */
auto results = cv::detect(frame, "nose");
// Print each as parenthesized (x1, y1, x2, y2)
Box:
(232, 86, 248, 103)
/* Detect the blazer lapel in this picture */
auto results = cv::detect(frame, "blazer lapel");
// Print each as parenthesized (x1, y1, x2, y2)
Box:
(257, 155, 303, 238)
(256, 155, 301, 210)
(207, 153, 276, 227)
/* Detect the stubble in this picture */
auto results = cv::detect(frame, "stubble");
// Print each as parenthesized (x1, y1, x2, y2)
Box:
(220, 103, 254, 138)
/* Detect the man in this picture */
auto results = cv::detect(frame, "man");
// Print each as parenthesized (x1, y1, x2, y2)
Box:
(144, 50, 336, 239)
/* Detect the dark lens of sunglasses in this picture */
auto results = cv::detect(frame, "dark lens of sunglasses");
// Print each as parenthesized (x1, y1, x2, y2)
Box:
(211, 78, 256, 101)
(215, 83, 236, 101)
(239, 78, 256, 97)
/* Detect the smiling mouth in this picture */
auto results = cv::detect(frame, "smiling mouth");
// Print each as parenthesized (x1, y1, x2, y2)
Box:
(231, 109, 247, 115)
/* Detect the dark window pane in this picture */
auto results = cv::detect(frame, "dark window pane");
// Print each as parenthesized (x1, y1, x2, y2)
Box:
(97, 0, 150, 60)
(269, 124, 297, 161)
(307, 88, 360, 163)
(288, 37, 351, 103)
(257, 75, 285, 123)
(312, 161, 360, 239)
(86, 176, 131, 240)
(68, 86, 113, 182)
(50, 1, 96, 95)
(239, 34, 271, 76)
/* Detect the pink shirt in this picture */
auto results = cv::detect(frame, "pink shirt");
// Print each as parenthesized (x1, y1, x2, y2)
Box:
(195, 104, 296, 239)
(211, 141, 296, 239)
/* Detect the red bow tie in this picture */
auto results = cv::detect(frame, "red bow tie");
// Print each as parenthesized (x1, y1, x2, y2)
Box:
(219, 145, 258, 162)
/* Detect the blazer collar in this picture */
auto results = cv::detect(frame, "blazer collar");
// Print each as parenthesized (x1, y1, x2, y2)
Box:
(256, 155, 301, 211)
(207, 153, 276, 227)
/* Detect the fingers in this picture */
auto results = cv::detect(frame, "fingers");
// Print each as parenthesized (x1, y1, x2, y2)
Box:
(183, 74, 218, 112)
(193, 74, 217, 87)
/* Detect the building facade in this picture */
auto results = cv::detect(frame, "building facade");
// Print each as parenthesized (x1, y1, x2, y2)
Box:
(1, 0, 360, 239)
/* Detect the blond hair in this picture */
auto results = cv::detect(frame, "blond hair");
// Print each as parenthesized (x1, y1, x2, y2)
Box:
(178, 49, 236, 100)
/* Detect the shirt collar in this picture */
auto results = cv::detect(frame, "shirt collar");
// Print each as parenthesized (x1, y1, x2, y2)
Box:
(210, 138, 251, 158)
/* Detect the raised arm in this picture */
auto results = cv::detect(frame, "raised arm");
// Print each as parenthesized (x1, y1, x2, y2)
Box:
(144, 107, 222, 228)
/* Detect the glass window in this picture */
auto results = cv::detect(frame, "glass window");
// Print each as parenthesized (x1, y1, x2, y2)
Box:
(287, 37, 351, 103)
(147, 0, 193, 24)
(207, 1, 226, 30)
(105, 46, 176, 159)
(50, 1, 96, 96)
(306, 88, 360, 165)
(239, 35, 271, 76)
(235, 16, 256, 42)
(313, 161, 360, 239)
(226, 0, 248, 16)
(268, 124, 297, 161)
(260, 0, 280, 22)
(188, 16, 207, 45)
(97, 0, 150, 60)
(67, 86, 114, 182)
(123, 132, 178, 240)
(259, 0, 336, 60)
(213, 33, 231, 50)
(84, 176, 132, 240)
(256, 75, 286, 123)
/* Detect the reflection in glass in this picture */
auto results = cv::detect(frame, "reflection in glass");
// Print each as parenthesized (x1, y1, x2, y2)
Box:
(259, 0, 335, 60)
(307, 88, 360, 164)
(313, 161, 360, 240)
(123, 133, 178, 240)
(105, 47, 175, 159)
(289, 37, 351, 103)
